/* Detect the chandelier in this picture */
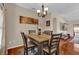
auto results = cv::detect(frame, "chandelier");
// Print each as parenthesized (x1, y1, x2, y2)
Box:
(37, 4, 48, 18)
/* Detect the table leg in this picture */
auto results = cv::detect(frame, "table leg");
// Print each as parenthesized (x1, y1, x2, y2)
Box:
(38, 43, 43, 55)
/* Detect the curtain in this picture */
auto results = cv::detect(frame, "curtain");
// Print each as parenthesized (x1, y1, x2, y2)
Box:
(0, 3, 6, 55)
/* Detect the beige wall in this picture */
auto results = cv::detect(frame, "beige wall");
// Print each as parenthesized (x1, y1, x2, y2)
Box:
(44, 14, 67, 34)
(6, 4, 16, 49)
(67, 22, 74, 37)
(56, 16, 67, 33)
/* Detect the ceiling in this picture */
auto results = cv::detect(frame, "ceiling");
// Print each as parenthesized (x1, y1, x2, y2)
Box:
(15, 3, 79, 21)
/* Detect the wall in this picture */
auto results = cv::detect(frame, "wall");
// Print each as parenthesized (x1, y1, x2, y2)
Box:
(56, 16, 67, 33)
(43, 14, 67, 34)
(5, 4, 44, 49)
(5, 4, 16, 49)
(67, 21, 74, 37)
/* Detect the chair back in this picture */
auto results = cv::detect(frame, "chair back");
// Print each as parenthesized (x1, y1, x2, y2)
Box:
(49, 33, 62, 54)
(43, 30, 53, 35)
(28, 30, 36, 34)
(21, 32, 28, 48)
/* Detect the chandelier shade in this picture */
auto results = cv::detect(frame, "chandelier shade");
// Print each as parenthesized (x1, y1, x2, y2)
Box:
(36, 4, 48, 18)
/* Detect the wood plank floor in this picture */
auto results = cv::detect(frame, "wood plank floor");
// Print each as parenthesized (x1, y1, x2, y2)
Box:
(59, 39, 79, 55)
(7, 39, 79, 55)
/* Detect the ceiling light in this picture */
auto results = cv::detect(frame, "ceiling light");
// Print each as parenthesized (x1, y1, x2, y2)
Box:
(36, 4, 48, 18)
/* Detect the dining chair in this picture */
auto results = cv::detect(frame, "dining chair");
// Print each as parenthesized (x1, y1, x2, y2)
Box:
(28, 30, 36, 34)
(43, 30, 53, 35)
(21, 32, 37, 55)
(28, 30, 38, 46)
(43, 33, 62, 55)
(43, 31, 53, 47)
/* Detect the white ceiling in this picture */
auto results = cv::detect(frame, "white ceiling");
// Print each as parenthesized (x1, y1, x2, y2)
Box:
(15, 3, 79, 21)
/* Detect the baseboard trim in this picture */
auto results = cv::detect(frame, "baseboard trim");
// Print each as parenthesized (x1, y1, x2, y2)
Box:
(7, 45, 24, 50)
(7, 45, 24, 55)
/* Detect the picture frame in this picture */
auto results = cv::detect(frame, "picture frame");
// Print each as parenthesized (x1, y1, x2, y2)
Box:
(60, 23, 68, 31)
(19, 16, 38, 24)
(46, 20, 50, 26)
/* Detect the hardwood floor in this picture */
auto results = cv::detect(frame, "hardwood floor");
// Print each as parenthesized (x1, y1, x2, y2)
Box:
(59, 39, 79, 55)
(7, 39, 79, 55)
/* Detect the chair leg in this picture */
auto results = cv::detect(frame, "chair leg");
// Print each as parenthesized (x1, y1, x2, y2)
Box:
(24, 50, 26, 55)
(43, 51, 46, 55)
(24, 49, 28, 55)
(44, 51, 46, 55)
(55, 51, 58, 55)
(26, 50, 28, 55)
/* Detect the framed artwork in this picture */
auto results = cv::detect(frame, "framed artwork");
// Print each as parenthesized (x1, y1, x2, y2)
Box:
(20, 16, 38, 24)
(60, 23, 68, 31)
(46, 20, 50, 26)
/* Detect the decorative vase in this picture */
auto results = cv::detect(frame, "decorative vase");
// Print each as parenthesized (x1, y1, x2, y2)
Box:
(38, 28, 41, 35)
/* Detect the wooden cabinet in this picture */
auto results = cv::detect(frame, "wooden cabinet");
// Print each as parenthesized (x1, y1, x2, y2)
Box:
(20, 16, 38, 24)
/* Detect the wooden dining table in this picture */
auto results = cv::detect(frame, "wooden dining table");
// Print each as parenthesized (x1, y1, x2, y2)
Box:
(28, 34, 51, 55)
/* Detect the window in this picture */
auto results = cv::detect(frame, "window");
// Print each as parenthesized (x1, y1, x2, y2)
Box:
(74, 24, 79, 36)
(74, 27, 79, 36)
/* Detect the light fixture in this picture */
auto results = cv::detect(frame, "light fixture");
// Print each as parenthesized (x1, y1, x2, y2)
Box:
(37, 4, 48, 18)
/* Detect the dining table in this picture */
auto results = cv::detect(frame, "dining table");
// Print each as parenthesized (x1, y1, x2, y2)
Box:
(28, 34, 51, 55)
